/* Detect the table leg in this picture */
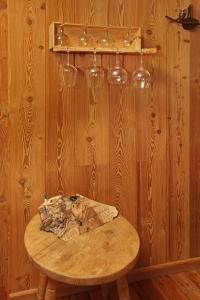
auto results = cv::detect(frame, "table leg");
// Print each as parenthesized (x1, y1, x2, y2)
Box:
(116, 276, 130, 300)
(101, 285, 109, 300)
(44, 278, 57, 300)
(37, 273, 48, 300)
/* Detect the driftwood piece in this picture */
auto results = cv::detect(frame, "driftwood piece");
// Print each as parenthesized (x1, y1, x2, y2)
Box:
(38, 194, 118, 242)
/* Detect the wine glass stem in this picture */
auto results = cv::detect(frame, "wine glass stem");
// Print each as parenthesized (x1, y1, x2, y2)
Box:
(116, 51, 120, 67)
(93, 50, 97, 66)
(140, 52, 144, 68)
(67, 49, 70, 66)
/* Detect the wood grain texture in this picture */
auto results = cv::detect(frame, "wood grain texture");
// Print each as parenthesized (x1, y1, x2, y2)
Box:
(0, 2, 8, 299)
(135, 0, 168, 266)
(9, 269, 200, 299)
(73, 0, 110, 205)
(45, 0, 196, 272)
(166, 0, 190, 261)
(108, 0, 138, 230)
(8, 0, 45, 293)
(24, 214, 140, 286)
(190, 0, 200, 257)
(1, 0, 200, 298)
(46, 0, 76, 196)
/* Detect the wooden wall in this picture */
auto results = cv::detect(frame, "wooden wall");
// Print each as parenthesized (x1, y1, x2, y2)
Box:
(0, 0, 199, 298)
(190, 0, 200, 258)
(0, 0, 8, 299)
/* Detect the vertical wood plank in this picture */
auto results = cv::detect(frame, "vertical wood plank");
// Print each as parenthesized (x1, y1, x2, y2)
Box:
(166, 0, 190, 260)
(46, 0, 76, 197)
(8, 0, 45, 292)
(108, 0, 138, 227)
(73, 0, 110, 204)
(0, 1, 8, 299)
(190, 0, 200, 257)
(135, 0, 168, 266)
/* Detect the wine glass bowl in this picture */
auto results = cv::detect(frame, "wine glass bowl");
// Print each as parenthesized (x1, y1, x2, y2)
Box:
(63, 64, 77, 87)
(86, 65, 104, 89)
(107, 52, 128, 85)
(56, 24, 70, 46)
(107, 67, 128, 85)
(86, 50, 104, 89)
(56, 25, 63, 45)
(132, 67, 151, 89)
(97, 29, 113, 47)
(63, 50, 77, 87)
(132, 52, 151, 89)
(122, 31, 132, 47)
(79, 27, 90, 46)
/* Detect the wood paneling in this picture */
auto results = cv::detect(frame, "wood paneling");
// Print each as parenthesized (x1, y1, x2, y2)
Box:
(0, 0, 199, 298)
(167, 0, 190, 261)
(0, 1, 8, 299)
(46, 0, 76, 196)
(45, 0, 199, 275)
(190, 0, 200, 257)
(8, 0, 45, 293)
(46, 0, 192, 269)
(135, 0, 168, 266)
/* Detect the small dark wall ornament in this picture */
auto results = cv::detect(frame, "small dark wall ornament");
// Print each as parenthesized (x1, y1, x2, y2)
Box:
(165, 4, 200, 31)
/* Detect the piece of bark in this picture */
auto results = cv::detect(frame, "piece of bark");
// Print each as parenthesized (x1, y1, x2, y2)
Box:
(38, 195, 118, 242)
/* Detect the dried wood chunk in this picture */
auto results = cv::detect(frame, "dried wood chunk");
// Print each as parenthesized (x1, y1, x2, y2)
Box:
(38, 194, 118, 242)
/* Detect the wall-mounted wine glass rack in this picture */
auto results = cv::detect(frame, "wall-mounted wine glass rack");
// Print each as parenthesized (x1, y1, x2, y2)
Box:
(49, 22, 157, 55)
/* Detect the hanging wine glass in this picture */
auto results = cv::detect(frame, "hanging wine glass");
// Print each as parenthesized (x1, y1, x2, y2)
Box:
(132, 51, 151, 89)
(79, 26, 90, 46)
(63, 49, 77, 87)
(107, 51, 128, 85)
(56, 24, 70, 46)
(56, 25, 63, 45)
(97, 29, 113, 47)
(85, 49, 104, 89)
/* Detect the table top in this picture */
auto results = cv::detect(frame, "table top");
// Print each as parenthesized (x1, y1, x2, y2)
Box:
(24, 214, 140, 286)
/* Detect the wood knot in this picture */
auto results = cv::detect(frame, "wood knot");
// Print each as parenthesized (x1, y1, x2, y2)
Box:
(151, 112, 156, 118)
(146, 29, 152, 35)
(174, 65, 179, 69)
(39, 45, 44, 50)
(156, 45, 161, 50)
(86, 136, 92, 143)
(26, 17, 33, 25)
(18, 178, 26, 186)
(23, 91, 34, 103)
(26, 96, 33, 103)
(40, 2, 46, 9)
(157, 129, 161, 134)
(0, 195, 5, 203)
(0, 1, 7, 9)
(0, 109, 9, 119)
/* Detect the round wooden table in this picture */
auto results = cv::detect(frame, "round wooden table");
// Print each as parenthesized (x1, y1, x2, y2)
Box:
(24, 214, 140, 300)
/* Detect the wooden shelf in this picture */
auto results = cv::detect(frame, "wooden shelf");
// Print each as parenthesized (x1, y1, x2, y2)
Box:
(49, 22, 157, 55)
(51, 45, 157, 54)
